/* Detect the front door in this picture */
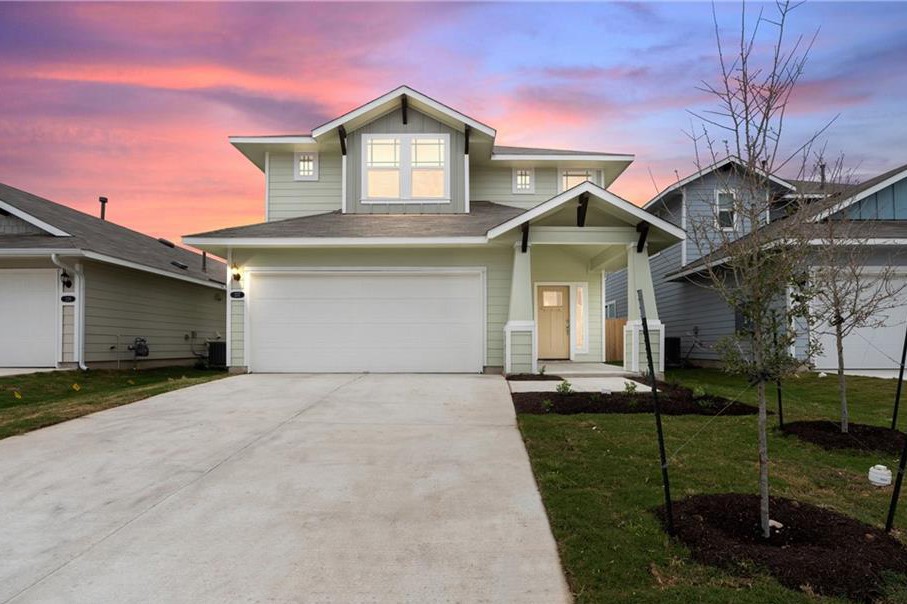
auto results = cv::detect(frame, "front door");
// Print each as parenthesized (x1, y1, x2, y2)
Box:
(537, 285, 570, 359)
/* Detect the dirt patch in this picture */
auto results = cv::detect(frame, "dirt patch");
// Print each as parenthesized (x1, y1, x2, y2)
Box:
(657, 493, 907, 602)
(505, 373, 565, 382)
(512, 383, 759, 416)
(780, 421, 905, 456)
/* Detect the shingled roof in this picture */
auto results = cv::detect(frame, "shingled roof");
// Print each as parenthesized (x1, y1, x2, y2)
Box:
(0, 182, 224, 285)
(185, 201, 526, 239)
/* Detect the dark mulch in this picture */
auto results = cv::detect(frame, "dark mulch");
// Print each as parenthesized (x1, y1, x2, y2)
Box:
(512, 382, 760, 416)
(780, 420, 906, 456)
(505, 373, 564, 381)
(657, 494, 907, 602)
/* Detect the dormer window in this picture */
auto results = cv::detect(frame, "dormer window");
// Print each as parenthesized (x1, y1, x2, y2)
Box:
(716, 190, 737, 230)
(362, 134, 449, 203)
(294, 152, 319, 181)
(512, 168, 535, 194)
(561, 169, 598, 191)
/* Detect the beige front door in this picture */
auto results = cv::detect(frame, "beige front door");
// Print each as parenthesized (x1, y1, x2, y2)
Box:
(537, 285, 570, 359)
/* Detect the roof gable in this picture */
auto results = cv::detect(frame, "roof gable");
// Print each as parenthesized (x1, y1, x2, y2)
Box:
(311, 85, 496, 140)
(812, 163, 907, 222)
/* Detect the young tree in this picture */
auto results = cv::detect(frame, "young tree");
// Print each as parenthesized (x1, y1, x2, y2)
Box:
(809, 169, 907, 433)
(683, 1, 828, 538)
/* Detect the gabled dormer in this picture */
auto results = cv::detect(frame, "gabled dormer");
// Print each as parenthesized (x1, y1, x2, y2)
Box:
(229, 86, 633, 220)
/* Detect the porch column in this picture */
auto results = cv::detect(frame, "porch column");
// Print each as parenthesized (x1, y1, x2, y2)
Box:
(504, 242, 536, 374)
(624, 243, 665, 376)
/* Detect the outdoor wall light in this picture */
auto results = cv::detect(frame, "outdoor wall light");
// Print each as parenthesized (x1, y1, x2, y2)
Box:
(231, 264, 242, 282)
(60, 271, 73, 289)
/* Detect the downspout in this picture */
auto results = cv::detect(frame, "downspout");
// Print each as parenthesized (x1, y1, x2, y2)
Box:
(51, 254, 88, 370)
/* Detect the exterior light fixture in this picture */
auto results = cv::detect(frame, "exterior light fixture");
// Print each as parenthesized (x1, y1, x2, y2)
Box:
(60, 271, 73, 288)
(231, 264, 242, 282)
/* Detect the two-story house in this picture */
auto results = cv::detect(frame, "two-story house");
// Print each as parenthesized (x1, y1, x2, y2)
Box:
(184, 86, 684, 375)
(606, 158, 907, 374)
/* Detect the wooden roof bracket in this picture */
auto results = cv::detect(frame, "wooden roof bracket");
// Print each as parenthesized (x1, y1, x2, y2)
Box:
(521, 223, 529, 253)
(577, 193, 589, 227)
(636, 221, 650, 253)
(338, 125, 347, 156)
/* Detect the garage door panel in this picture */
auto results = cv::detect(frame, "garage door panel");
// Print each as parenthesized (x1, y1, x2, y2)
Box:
(0, 270, 57, 367)
(248, 271, 483, 373)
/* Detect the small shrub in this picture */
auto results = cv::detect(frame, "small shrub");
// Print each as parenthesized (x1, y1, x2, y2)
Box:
(692, 385, 707, 398)
(589, 392, 602, 403)
(542, 398, 554, 413)
(556, 380, 574, 395)
(539, 364, 547, 375)
(623, 381, 638, 395)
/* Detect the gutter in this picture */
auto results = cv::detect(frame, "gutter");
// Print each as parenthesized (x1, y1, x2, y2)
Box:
(50, 254, 88, 371)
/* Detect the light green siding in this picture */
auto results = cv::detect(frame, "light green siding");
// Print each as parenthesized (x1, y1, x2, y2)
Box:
(509, 331, 533, 374)
(470, 166, 558, 208)
(233, 247, 511, 367)
(268, 151, 342, 221)
(82, 262, 225, 363)
(230, 300, 245, 366)
(62, 305, 75, 363)
(346, 108, 466, 214)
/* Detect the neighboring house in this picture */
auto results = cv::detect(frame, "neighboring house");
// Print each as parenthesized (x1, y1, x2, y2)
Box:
(606, 158, 907, 372)
(184, 86, 684, 374)
(0, 183, 226, 369)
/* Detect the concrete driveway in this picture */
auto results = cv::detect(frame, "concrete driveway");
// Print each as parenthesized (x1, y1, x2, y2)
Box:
(0, 374, 571, 603)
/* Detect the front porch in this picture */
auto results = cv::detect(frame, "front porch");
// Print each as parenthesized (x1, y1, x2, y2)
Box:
(492, 183, 683, 377)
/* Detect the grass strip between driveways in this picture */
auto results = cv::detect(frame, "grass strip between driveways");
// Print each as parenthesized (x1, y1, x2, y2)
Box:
(518, 369, 907, 603)
(0, 367, 228, 440)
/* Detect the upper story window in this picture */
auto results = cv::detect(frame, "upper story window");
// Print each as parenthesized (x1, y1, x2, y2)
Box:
(716, 190, 737, 230)
(512, 168, 535, 194)
(362, 133, 449, 203)
(561, 168, 597, 191)
(294, 152, 319, 181)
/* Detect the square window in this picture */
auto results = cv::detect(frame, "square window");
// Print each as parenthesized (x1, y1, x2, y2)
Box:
(513, 168, 535, 194)
(542, 291, 563, 307)
(294, 152, 319, 181)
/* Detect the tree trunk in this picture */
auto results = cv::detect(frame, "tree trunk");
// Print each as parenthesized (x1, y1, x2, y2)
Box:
(757, 378, 771, 538)
(836, 320, 848, 433)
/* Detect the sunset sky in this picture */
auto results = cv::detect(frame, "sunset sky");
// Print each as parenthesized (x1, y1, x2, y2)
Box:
(1, 2, 905, 245)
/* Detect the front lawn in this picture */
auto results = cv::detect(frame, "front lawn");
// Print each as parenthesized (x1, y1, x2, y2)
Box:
(518, 369, 907, 603)
(0, 367, 228, 439)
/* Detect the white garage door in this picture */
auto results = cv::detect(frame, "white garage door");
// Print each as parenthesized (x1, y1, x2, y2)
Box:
(248, 270, 484, 373)
(0, 269, 58, 367)
(813, 275, 907, 370)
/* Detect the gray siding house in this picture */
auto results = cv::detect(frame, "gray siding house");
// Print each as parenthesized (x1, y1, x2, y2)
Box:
(605, 159, 907, 371)
(0, 183, 226, 369)
(185, 86, 684, 375)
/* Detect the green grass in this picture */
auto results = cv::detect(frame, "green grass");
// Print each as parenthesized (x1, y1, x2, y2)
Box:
(518, 369, 907, 603)
(0, 366, 228, 439)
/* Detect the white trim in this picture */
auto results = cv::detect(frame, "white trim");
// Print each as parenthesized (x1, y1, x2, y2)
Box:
(486, 181, 687, 241)
(0, 199, 70, 237)
(680, 188, 688, 267)
(811, 165, 907, 222)
(264, 151, 270, 222)
(493, 153, 634, 163)
(341, 155, 348, 214)
(601, 272, 607, 363)
(807, 238, 907, 246)
(643, 157, 796, 210)
(312, 85, 496, 139)
(558, 168, 601, 194)
(504, 320, 537, 375)
(229, 135, 317, 145)
(243, 266, 488, 373)
(464, 154, 470, 213)
(225, 247, 233, 367)
(512, 167, 536, 194)
(183, 236, 489, 248)
(360, 133, 451, 204)
(715, 189, 738, 232)
(293, 151, 319, 182)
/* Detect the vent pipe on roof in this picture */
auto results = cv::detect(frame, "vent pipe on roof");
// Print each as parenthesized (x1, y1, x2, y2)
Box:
(99, 196, 108, 220)
(202, 252, 207, 273)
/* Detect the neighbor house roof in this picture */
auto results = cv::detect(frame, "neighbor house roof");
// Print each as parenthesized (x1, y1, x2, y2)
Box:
(184, 201, 525, 242)
(643, 157, 797, 211)
(491, 145, 634, 161)
(0, 182, 225, 287)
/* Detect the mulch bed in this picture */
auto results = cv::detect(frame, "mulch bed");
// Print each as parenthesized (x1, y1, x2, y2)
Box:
(780, 421, 906, 456)
(505, 373, 564, 381)
(512, 383, 760, 416)
(657, 494, 907, 602)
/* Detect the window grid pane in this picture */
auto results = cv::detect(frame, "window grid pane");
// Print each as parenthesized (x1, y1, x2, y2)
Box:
(412, 138, 444, 168)
(298, 154, 315, 177)
(367, 139, 400, 168)
(516, 169, 532, 191)
(563, 170, 594, 190)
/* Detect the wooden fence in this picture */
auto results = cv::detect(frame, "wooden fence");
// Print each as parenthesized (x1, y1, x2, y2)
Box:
(604, 318, 627, 362)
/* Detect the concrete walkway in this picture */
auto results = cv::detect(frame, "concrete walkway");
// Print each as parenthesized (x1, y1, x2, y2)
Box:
(0, 374, 570, 604)
(0, 367, 67, 377)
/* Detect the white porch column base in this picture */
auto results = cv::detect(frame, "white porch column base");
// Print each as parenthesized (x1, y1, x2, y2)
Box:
(623, 319, 665, 376)
(504, 320, 537, 375)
